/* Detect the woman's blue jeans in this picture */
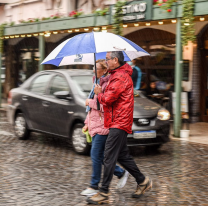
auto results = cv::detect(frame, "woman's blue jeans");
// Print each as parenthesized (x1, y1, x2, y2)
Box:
(90, 134, 124, 189)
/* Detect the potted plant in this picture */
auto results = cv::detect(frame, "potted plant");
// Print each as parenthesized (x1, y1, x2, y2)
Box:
(69, 10, 83, 18)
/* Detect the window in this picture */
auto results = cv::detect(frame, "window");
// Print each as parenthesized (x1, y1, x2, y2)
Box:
(30, 74, 51, 94)
(49, 75, 69, 95)
(183, 60, 189, 81)
(71, 75, 93, 97)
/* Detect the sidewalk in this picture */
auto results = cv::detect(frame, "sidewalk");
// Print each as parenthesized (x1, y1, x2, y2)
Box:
(170, 122, 208, 145)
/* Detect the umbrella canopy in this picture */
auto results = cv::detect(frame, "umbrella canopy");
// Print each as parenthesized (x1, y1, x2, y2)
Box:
(41, 32, 150, 66)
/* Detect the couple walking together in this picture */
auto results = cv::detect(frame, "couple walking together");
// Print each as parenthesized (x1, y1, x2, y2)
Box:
(82, 51, 152, 204)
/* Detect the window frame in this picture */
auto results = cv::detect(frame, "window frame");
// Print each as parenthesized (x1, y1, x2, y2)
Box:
(46, 74, 71, 97)
(28, 73, 52, 95)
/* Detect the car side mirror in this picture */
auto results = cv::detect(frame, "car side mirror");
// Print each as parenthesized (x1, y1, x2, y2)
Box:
(54, 91, 72, 100)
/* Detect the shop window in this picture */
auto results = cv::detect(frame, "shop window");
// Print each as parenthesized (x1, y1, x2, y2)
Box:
(1, 55, 5, 84)
(149, 45, 175, 66)
(19, 50, 39, 84)
(183, 60, 189, 81)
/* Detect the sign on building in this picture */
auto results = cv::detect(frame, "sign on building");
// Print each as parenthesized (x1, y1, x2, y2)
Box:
(111, 0, 152, 23)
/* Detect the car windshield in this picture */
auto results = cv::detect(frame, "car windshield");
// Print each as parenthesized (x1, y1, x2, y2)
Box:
(71, 75, 93, 97)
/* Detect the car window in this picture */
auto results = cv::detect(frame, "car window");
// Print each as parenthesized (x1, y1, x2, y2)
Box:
(49, 75, 69, 95)
(71, 75, 93, 97)
(30, 74, 51, 94)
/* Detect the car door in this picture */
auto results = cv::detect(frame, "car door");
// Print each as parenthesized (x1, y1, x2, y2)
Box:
(22, 73, 52, 131)
(44, 74, 75, 137)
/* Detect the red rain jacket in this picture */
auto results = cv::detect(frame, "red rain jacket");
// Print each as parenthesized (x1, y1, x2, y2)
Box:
(98, 63, 134, 134)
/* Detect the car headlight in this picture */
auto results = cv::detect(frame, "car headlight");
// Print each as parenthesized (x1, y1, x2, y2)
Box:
(157, 108, 170, 121)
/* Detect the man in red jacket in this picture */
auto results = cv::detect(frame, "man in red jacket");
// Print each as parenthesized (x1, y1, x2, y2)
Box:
(87, 51, 152, 204)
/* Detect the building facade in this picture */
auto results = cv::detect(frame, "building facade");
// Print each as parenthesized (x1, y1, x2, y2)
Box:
(1, 0, 208, 124)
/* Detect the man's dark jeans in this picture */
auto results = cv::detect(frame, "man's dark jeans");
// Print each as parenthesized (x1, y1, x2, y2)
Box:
(90, 134, 125, 190)
(100, 128, 145, 193)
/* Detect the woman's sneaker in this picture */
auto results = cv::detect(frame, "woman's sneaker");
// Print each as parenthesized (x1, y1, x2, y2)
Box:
(80, 188, 99, 196)
(132, 176, 152, 198)
(116, 170, 129, 189)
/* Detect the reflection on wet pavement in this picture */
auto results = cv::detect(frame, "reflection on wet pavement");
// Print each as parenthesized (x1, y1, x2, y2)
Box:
(0, 112, 208, 205)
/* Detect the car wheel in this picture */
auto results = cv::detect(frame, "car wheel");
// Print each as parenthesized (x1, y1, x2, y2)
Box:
(71, 123, 90, 155)
(14, 113, 30, 140)
(146, 144, 162, 152)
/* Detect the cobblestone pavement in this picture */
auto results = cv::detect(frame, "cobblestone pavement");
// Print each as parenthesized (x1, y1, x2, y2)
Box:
(1, 112, 208, 206)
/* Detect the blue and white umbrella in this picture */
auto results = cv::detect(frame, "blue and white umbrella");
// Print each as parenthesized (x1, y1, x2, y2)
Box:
(41, 32, 150, 66)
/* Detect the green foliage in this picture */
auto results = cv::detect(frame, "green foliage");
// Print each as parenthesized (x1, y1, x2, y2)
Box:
(9, 21, 15, 26)
(158, 0, 195, 46)
(181, 0, 195, 46)
(94, 7, 109, 16)
(0, 27, 4, 53)
(113, 1, 126, 36)
(0, 23, 6, 54)
(41, 17, 51, 21)
(157, 0, 177, 12)
(73, 12, 83, 18)
(19, 18, 40, 23)
(69, 10, 83, 18)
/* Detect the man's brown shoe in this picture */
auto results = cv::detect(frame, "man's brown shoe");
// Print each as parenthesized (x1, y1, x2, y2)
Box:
(87, 192, 110, 204)
(132, 176, 152, 198)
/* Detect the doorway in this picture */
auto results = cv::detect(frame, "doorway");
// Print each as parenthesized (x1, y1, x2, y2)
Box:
(200, 50, 208, 122)
(199, 24, 208, 122)
(124, 28, 176, 90)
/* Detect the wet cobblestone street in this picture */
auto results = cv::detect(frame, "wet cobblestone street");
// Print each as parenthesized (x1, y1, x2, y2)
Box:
(1, 112, 208, 206)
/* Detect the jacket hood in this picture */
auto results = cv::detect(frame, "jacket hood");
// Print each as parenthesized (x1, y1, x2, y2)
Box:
(93, 74, 111, 86)
(109, 63, 133, 76)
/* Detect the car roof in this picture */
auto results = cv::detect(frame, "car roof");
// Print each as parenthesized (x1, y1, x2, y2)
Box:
(42, 69, 94, 76)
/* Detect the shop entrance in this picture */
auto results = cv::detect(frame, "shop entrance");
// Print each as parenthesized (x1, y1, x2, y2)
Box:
(199, 24, 208, 122)
(15, 37, 39, 84)
(124, 28, 175, 110)
(201, 50, 208, 121)
(200, 49, 208, 122)
(124, 28, 175, 87)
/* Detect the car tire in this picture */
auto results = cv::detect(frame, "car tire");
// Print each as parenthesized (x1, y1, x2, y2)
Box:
(71, 123, 91, 155)
(146, 144, 162, 152)
(14, 113, 30, 140)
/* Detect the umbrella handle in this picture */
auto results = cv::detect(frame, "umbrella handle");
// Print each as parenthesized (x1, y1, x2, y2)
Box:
(97, 99, 100, 111)
(94, 53, 98, 84)
(94, 53, 100, 110)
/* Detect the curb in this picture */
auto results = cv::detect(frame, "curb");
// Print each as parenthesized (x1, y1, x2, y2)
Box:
(170, 135, 208, 145)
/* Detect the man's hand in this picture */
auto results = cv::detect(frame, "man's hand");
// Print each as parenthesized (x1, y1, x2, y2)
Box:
(94, 84, 102, 95)
(82, 125, 88, 132)
(85, 99, 91, 106)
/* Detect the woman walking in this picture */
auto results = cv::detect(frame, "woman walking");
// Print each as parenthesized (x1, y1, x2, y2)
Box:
(81, 59, 129, 196)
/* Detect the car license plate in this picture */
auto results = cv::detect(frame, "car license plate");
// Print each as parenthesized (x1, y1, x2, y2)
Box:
(133, 130, 156, 139)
